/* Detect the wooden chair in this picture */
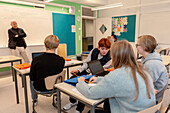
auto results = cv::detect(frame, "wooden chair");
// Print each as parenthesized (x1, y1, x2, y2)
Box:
(32, 70, 66, 113)
(160, 89, 170, 113)
(138, 101, 162, 113)
(159, 48, 170, 55)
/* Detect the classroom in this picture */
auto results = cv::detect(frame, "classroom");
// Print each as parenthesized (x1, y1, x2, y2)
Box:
(0, 0, 170, 113)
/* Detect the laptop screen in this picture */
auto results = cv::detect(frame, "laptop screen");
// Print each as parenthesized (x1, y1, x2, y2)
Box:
(32, 52, 45, 59)
(88, 60, 104, 75)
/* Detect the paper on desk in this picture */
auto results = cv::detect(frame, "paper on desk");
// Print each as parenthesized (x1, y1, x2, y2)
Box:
(65, 61, 74, 65)
(72, 84, 96, 94)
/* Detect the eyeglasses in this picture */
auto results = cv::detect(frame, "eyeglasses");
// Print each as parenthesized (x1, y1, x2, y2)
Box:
(135, 44, 140, 47)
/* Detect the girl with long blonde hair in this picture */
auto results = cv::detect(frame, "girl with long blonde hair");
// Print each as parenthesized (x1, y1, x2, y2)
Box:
(76, 40, 155, 113)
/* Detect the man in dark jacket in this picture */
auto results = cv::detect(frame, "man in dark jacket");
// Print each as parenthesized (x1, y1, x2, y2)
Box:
(8, 21, 29, 63)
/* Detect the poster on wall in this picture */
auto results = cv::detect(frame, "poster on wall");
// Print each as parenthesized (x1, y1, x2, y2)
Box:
(112, 15, 136, 42)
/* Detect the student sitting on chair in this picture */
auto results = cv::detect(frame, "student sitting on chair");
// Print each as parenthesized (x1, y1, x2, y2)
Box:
(107, 34, 117, 45)
(29, 35, 65, 105)
(136, 35, 169, 103)
(76, 40, 156, 113)
(63, 38, 112, 113)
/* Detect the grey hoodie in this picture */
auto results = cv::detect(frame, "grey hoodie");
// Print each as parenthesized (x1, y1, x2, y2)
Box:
(141, 51, 169, 102)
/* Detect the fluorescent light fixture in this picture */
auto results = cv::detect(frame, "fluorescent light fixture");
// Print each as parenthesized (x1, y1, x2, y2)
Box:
(44, 0, 54, 3)
(91, 3, 123, 11)
(0, 0, 45, 7)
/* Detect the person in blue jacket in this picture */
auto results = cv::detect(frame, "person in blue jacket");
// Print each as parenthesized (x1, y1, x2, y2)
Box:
(76, 40, 156, 113)
(136, 35, 168, 103)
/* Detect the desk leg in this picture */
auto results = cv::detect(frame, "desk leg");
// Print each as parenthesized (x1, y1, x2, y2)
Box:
(11, 62, 14, 82)
(14, 69, 19, 104)
(91, 106, 95, 113)
(23, 74, 29, 113)
(57, 89, 61, 113)
(19, 60, 22, 64)
(67, 67, 69, 79)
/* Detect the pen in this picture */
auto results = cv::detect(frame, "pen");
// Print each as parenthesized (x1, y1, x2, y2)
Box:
(72, 73, 92, 84)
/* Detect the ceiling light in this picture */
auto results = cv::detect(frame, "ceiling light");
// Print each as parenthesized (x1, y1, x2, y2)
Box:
(44, 0, 54, 3)
(91, 3, 123, 11)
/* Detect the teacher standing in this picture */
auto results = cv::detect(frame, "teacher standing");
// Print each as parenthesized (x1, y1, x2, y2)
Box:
(8, 21, 29, 63)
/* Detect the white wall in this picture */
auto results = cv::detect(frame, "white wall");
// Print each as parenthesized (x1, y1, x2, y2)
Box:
(99, 0, 170, 49)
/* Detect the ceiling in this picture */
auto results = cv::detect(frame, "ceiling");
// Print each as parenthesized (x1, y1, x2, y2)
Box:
(62, 0, 109, 6)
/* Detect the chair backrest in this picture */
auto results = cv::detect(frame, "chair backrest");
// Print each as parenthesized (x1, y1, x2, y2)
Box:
(159, 48, 170, 55)
(45, 70, 66, 90)
(138, 101, 162, 113)
(57, 44, 67, 58)
(160, 88, 170, 113)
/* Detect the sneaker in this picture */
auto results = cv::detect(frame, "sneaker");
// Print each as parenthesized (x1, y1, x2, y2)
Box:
(33, 100, 38, 106)
(63, 102, 77, 110)
(75, 110, 81, 113)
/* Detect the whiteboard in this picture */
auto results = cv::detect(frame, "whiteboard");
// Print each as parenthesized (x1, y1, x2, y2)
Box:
(140, 11, 170, 44)
(0, 5, 53, 46)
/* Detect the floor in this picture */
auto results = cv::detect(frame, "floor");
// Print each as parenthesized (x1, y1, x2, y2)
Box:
(0, 66, 91, 113)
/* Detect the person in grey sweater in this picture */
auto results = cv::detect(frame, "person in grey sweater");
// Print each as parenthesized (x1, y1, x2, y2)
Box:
(136, 35, 169, 102)
(76, 40, 156, 113)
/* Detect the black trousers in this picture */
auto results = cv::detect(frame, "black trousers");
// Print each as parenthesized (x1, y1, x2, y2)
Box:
(87, 99, 111, 113)
(69, 71, 111, 113)
(69, 70, 89, 112)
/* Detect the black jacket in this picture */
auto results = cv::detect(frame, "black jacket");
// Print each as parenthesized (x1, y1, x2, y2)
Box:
(91, 48, 111, 66)
(8, 27, 27, 49)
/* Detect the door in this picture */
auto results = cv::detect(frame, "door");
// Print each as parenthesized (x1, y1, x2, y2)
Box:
(95, 18, 112, 47)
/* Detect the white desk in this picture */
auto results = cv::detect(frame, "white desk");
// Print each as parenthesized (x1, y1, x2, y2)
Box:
(55, 83, 105, 113)
(0, 55, 22, 63)
(12, 66, 30, 113)
(0, 55, 22, 81)
(12, 59, 83, 113)
(65, 60, 83, 79)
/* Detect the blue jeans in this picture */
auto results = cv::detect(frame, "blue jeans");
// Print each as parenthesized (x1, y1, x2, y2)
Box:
(30, 81, 38, 100)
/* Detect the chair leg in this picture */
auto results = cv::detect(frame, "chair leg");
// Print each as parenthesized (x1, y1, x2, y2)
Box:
(165, 105, 170, 113)
(32, 93, 37, 113)
(52, 94, 57, 107)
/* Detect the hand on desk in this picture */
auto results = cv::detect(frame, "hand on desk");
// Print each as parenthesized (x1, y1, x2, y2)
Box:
(89, 77, 97, 83)
(77, 77, 85, 82)
(71, 70, 79, 74)
(155, 89, 159, 94)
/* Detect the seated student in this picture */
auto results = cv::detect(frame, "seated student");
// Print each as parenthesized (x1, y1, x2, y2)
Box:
(136, 35, 169, 102)
(107, 34, 117, 44)
(63, 38, 112, 113)
(76, 40, 156, 113)
(29, 35, 65, 105)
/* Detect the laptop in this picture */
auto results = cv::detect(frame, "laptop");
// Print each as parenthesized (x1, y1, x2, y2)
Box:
(87, 60, 109, 76)
(32, 52, 45, 59)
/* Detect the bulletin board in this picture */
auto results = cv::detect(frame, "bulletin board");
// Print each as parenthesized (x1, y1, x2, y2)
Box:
(112, 15, 136, 42)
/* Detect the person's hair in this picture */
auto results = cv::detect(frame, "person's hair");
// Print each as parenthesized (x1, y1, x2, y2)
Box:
(44, 35, 59, 50)
(98, 38, 111, 49)
(138, 35, 157, 53)
(111, 34, 117, 42)
(110, 40, 152, 101)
